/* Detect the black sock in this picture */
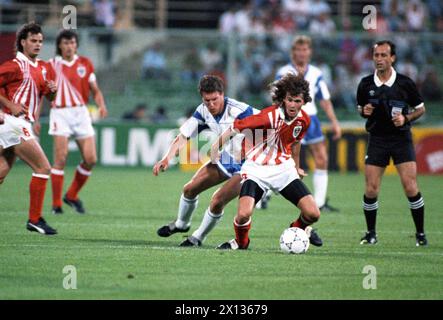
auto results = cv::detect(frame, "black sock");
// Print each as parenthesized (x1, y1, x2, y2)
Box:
(363, 195, 378, 233)
(408, 192, 425, 234)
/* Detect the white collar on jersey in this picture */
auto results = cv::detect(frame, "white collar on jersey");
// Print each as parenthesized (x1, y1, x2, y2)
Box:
(56, 54, 79, 67)
(16, 51, 39, 67)
(279, 106, 302, 125)
(374, 67, 397, 87)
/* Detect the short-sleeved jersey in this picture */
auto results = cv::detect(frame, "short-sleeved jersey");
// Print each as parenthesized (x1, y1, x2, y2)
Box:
(275, 63, 330, 116)
(0, 52, 54, 122)
(180, 97, 255, 158)
(233, 105, 310, 166)
(356, 68, 424, 136)
(48, 55, 96, 108)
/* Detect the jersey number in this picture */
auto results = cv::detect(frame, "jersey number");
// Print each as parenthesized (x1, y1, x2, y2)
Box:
(22, 127, 31, 137)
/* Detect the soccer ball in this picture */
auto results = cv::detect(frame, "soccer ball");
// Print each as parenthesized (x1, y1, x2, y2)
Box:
(279, 227, 310, 254)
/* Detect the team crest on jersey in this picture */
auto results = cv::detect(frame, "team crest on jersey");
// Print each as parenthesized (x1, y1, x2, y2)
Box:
(369, 90, 375, 96)
(292, 125, 303, 138)
(77, 65, 86, 78)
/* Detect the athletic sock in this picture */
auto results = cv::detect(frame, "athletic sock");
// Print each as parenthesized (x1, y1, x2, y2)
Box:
(290, 214, 313, 230)
(192, 208, 223, 243)
(175, 194, 198, 229)
(408, 192, 425, 234)
(51, 168, 64, 208)
(234, 218, 251, 249)
(66, 163, 91, 201)
(29, 173, 49, 223)
(363, 195, 378, 232)
(313, 169, 328, 208)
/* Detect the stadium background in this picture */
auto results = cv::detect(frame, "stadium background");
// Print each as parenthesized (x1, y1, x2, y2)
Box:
(1, 0, 443, 300)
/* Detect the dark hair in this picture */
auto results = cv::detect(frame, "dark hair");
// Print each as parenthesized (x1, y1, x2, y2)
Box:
(269, 73, 311, 105)
(198, 75, 224, 95)
(16, 22, 42, 53)
(56, 29, 79, 55)
(373, 40, 396, 56)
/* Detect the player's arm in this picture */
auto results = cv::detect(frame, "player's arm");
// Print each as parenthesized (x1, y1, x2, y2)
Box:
(291, 140, 307, 179)
(0, 109, 4, 124)
(90, 80, 108, 118)
(0, 62, 26, 115)
(319, 99, 341, 140)
(32, 99, 44, 136)
(393, 79, 426, 127)
(153, 133, 188, 176)
(210, 127, 236, 164)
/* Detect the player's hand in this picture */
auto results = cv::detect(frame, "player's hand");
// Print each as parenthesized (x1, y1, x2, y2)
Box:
(392, 113, 406, 127)
(46, 80, 57, 93)
(363, 104, 374, 117)
(0, 111, 4, 125)
(153, 158, 169, 176)
(210, 145, 221, 164)
(99, 106, 108, 118)
(8, 101, 26, 116)
(331, 122, 342, 140)
(297, 168, 308, 179)
(33, 120, 41, 136)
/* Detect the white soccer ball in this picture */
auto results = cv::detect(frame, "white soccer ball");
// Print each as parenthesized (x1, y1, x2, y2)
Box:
(279, 227, 310, 254)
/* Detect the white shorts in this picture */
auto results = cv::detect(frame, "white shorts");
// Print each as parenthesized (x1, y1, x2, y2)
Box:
(49, 106, 95, 139)
(240, 158, 299, 193)
(0, 114, 35, 149)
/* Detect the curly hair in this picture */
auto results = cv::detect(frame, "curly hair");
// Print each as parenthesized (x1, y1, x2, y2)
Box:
(269, 73, 312, 105)
(16, 22, 42, 53)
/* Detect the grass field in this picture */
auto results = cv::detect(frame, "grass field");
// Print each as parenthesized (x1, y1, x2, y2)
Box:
(0, 165, 442, 300)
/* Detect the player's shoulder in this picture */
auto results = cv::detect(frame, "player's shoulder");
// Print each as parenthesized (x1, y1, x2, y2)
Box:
(307, 64, 322, 75)
(358, 74, 374, 86)
(78, 56, 94, 68)
(0, 58, 20, 70)
(299, 109, 311, 125)
(226, 97, 250, 111)
(276, 63, 295, 76)
(395, 72, 415, 86)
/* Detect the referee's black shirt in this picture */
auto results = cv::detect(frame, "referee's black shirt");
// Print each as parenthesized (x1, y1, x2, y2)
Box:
(356, 68, 424, 137)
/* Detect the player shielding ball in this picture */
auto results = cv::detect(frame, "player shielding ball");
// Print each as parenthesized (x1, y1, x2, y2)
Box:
(357, 40, 427, 246)
(0, 22, 57, 234)
(213, 73, 322, 250)
(43, 30, 108, 214)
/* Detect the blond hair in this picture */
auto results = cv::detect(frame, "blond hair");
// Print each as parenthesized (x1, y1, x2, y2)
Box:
(291, 35, 312, 49)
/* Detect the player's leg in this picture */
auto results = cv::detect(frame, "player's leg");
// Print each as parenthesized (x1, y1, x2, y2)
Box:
(157, 162, 227, 237)
(280, 179, 322, 246)
(50, 135, 69, 213)
(0, 148, 16, 185)
(64, 136, 96, 213)
(396, 161, 426, 246)
(217, 179, 265, 250)
(183, 174, 242, 246)
(13, 139, 57, 235)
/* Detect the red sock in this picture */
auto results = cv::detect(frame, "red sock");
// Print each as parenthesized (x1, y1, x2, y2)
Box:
(51, 169, 64, 207)
(290, 214, 312, 230)
(29, 174, 49, 223)
(66, 163, 91, 201)
(234, 218, 251, 249)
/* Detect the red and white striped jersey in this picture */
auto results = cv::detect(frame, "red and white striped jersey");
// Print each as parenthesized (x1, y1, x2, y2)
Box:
(233, 105, 310, 165)
(0, 52, 54, 122)
(48, 55, 96, 108)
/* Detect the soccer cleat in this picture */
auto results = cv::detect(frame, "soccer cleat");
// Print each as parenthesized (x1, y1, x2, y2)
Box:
(255, 191, 272, 210)
(216, 238, 249, 250)
(305, 226, 323, 247)
(157, 221, 190, 237)
(26, 218, 57, 235)
(360, 231, 377, 244)
(416, 233, 428, 246)
(52, 206, 63, 215)
(319, 198, 340, 213)
(63, 195, 85, 214)
(179, 236, 202, 247)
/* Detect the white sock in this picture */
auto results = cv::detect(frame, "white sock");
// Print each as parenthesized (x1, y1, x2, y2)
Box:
(192, 208, 223, 243)
(175, 194, 198, 229)
(313, 169, 328, 208)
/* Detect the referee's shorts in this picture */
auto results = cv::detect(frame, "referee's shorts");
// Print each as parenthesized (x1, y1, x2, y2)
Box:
(365, 132, 416, 167)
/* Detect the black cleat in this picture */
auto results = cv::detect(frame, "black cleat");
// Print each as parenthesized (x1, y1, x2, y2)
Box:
(305, 226, 323, 247)
(52, 206, 63, 215)
(179, 236, 202, 247)
(360, 231, 377, 245)
(319, 198, 340, 213)
(157, 221, 190, 237)
(216, 238, 249, 250)
(26, 218, 57, 235)
(416, 233, 428, 246)
(255, 191, 272, 210)
(63, 195, 85, 214)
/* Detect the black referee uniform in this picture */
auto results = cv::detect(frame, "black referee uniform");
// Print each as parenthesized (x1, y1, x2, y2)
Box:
(357, 68, 424, 166)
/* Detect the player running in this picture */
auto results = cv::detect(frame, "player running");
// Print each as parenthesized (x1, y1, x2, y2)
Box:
(42, 29, 108, 214)
(153, 75, 256, 247)
(213, 73, 323, 250)
(0, 22, 57, 234)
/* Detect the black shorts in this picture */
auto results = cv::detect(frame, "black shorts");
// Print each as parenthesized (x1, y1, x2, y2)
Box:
(365, 133, 416, 167)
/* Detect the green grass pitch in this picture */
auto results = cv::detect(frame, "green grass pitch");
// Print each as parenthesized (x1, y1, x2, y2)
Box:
(0, 165, 442, 299)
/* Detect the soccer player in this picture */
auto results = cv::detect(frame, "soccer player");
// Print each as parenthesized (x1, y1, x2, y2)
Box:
(273, 35, 341, 212)
(0, 22, 57, 234)
(213, 73, 322, 250)
(357, 40, 427, 246)
(153, 75, 255, 247)
(42, 29, 108, 214)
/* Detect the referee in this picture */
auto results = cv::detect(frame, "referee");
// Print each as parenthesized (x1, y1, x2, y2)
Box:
(356, 40, 427, 246)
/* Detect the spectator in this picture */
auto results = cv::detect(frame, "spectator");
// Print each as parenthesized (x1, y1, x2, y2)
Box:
(219, 7, 236, 34)
(122, 103, 150, 122)
(310, 0, 331, 18)
(309, 12, 336, 35)
(93, 0, 116, 62)
(151, 106, 169, 124)
(397, 55, 419, 83)
(406, 0, 427, 32)
(181, 47, 204, 81)
(200, 43, 223, 73)
(420, 69, 442, 102)
(282, 0, 311, 29)
(141, 43, 170, 80)
(234, 3, 252, 35)
(426, 0, 443, 31)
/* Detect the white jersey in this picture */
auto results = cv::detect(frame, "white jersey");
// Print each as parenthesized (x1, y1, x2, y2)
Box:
(275, 63, 330, 116)
(180, 97, 256, 158)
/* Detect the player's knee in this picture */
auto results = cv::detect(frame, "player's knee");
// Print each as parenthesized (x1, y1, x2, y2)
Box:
(304, 205, 320, 222)
(0, 176, 5, 184)
(83, 157, 97, 169)
(210, 191, 226, 213)
(403, 181, 418, 197)
(315, 154, 328, 169)
(365, 182, 379, 197)
(235, 214, 250, 226)
(183, 183, 198, 199)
